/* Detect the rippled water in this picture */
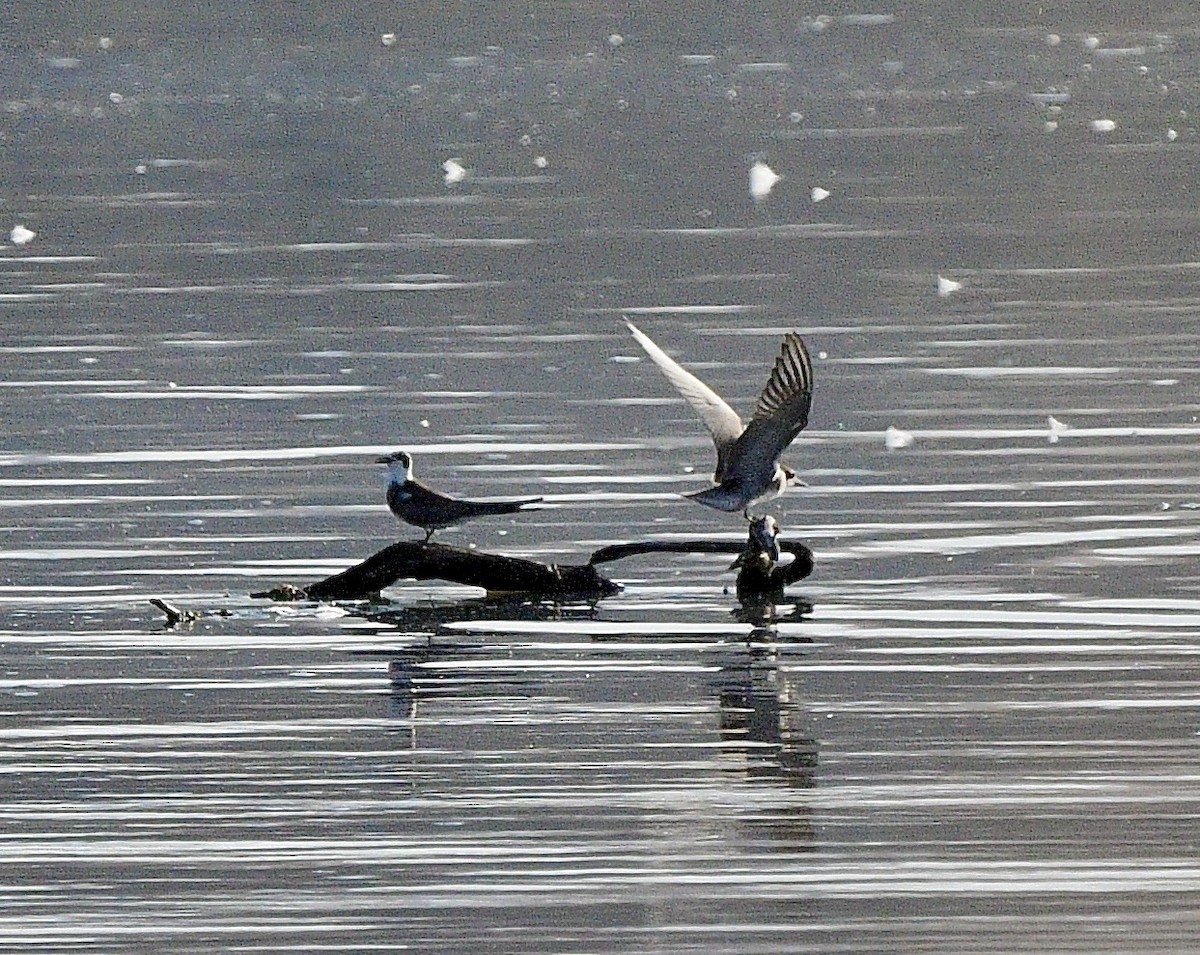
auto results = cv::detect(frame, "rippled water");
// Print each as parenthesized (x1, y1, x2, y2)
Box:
(4, 13, 1200, 953)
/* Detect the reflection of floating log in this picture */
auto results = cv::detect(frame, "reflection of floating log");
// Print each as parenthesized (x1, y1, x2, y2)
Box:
(245, 532, 815, 604)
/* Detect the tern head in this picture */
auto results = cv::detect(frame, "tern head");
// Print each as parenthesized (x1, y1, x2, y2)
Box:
(376, 450, 414, 481)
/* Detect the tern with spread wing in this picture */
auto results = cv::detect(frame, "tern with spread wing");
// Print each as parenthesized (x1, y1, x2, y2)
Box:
(625, 321, 813, 518)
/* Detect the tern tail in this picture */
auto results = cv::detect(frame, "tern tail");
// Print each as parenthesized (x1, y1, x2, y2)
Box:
(468, 496, 543, 515)
(683, 486, 747, 513)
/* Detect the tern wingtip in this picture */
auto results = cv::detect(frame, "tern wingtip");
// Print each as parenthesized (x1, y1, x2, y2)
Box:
(625, 319, 658, 351)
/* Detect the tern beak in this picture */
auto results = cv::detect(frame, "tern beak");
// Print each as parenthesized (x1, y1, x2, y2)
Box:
(782, 465, 806, 488)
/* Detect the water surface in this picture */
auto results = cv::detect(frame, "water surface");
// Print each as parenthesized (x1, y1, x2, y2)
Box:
(4, 13, 1200, 953)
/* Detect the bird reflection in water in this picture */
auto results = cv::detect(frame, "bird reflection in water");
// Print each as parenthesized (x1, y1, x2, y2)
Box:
(708, 627, 819, 850)
(712, 633, 818, 786)
(368, 596, 818, 797)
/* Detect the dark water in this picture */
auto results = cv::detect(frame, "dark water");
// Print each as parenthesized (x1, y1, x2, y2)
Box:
(4, 12, 1200, 953)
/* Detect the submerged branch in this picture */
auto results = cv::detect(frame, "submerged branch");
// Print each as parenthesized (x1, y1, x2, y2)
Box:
(148, 598, 231, 628)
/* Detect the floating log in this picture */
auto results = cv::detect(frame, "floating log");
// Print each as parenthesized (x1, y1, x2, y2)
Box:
(268, 540, 622, 602)
(160, 530, 811, 621)
(242, 530, 816, 605)
(588, 538, 813, 604)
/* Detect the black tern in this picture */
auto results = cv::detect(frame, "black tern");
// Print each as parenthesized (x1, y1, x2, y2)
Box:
(377, 451, 543, 541)
(626, 321, 813, 518)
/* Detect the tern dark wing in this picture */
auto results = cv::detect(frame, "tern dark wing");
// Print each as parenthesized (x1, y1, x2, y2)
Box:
(387, 481, 463, 527)
(389, 480, 541, 532)
(723, 333, 813, 481)
(752, 332, 812, 432)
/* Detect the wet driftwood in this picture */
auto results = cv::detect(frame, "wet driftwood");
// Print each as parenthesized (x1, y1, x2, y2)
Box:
(148, 598, 232, 627)
(589, 539, 814, 603)
(256, 541, 622, 602)
(246, 531, 813, 604)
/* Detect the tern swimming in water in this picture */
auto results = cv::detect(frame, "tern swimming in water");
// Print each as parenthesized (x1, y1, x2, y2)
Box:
(377, 451, 543, 541)
(625, 321, 813, 519)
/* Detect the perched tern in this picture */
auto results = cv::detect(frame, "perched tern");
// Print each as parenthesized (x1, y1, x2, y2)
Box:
(377, 451, 542, 541)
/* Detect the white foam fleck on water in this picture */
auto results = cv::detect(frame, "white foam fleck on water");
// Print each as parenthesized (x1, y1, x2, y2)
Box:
(937, 275, 963, 297)
(442, 158, 467, 185)
(749, 161, 781, 201)
(1048, 415, 1072, 443)
(885, 426, 915, 450)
